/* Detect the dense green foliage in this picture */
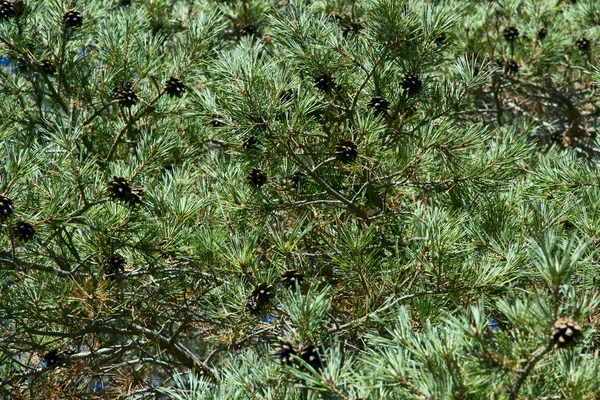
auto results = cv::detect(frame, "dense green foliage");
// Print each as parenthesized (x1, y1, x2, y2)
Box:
(1, 0, 600, 398)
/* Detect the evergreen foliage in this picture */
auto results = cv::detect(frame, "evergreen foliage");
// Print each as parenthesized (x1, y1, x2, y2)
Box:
(1, 0, 600, 398)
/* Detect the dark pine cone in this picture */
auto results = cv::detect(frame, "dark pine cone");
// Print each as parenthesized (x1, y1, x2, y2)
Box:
(281, 270, 304, 289)
(0, 0, 15, 19)
(63, 9, 83, 28)
(43, 349, 64, 368)
(252, 283, 274, 305)
(402, 74, 422, 96)
(247, 168, 267, 187)
(504, 59, 519, 75)
(245, 283, 274, 315)
(335, 139, 358, 163)
(537, 27, 547, 41)
(165, 76, 185, 98)
(502, 26, 519, 42)
(243, 135, 261, 151)
(108, 177, 132, 201)
(299, 345, 324, 370)
(108, 177, 144, 206)
(314, 73, 335, 93)
(12, 221, 34, 242)
(290, 171, 307, 189)
(576, 36, 591, 52)
(274, 342, 297, 365)
(104, 254, 125, 278)
(552, 317, 582, 348)
(368, 97, 389, 115)
(39, 59, 55, 75)
(237, 23, 257, 36)
(114, 85, 138, 108)
(0, 195, 13, 221)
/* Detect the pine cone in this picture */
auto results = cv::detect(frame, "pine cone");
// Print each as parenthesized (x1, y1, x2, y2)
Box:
(576, 36, 591, 52)
(245, 283, 274, 315)
(39, 59, 55, 75)
(43, 349, 64, 368)
(128, 184, 144, 206)
(368, 97, 389, 115)
(402, 74, 422, 96)
(165, 76, 185, 98)
(114, 85, 138, 107)
(335, 139, 358, 163)
(104, 254, 125, 278)
(502, 26, 519, 42)
(108, 177, 132, 201)
(281, 270, 304, 289)
(12, 221, 34, 242)
(274, 342, 297, 365)
(237, 23, 257, 36)
(552, 317, 582, 348)
(314, 73, 335, 93)
(63, 9, 83, 28)
(247, 168, 267, 187)
(504, 59, 519, 75)
(537, 27, 547, 41)
(252, 282, 274, 305)
(0, 0, 15, 19)
(0, 195, 13, 221)
(299, 344, 324, 370)
(243, 136, 261, 151)
(108, 177, 144, 206)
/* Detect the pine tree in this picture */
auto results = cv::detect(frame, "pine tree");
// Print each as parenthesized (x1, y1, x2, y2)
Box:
(1, 1, 600, 399)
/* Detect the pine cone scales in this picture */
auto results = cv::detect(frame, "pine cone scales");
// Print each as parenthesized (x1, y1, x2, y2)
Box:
(108, 177, 144, 206)
(104, 254, 125, 278)
(273, 342, 323, 370)
(502, 26, 519, 42)
(245, 283, 274, 315)
(552, 317, 582, 348)
(300, 345, 324, 370)
(576, 37, 591, 52)
(314, 73, 335, 93)
(0, 0, 15, 19)
(274, 342, 296, 365)
(12, 221, 34, 241)
(108, 177, 131, 200)
(402, 74, 422, 96)
(0, 195, 13, 220)
(281, 270, 304, 289)
(39, 59, 55, 75)
(114, 85, 138, 107)
(63, 9, 83, 28)
(165, 77, 185, 98)
(247, 168, 267, 187)
(335, 139, 358, 163)
(368, 97, 389, 115)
